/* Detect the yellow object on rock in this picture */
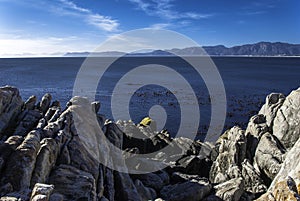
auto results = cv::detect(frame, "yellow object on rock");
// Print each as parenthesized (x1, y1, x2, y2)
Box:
(139, 117, 152, 127)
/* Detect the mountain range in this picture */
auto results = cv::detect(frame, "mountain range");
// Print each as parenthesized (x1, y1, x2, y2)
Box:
(64, 42, 300, 57)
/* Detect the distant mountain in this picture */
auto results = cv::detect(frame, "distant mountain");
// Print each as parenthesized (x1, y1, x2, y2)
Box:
(171, 42, 300, 56)
(64, 42, 300, 57)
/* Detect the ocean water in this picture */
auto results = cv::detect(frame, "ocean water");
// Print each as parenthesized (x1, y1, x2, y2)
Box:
(0, 57, 299, 139)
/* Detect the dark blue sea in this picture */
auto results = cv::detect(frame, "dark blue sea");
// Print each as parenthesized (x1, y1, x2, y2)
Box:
(1, 57, 300, 139)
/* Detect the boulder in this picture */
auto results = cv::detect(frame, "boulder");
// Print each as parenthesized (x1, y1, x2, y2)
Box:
(214, 177, 244, 201)
(0, 86, 23, 135)
(30, 138, 59, 186)
(259, 93, 285, 129)
(254, 132, 285, 184)
(30, 183, 54, 201)
(256, 177, 300, 201)
(245, 114, 269, 160)
(49, 165, 97, 201)
(273, 88, 300, 149)
(1, 130, 41, 191)
(209, 127, 246, 183)
(160, 178, 212, 201)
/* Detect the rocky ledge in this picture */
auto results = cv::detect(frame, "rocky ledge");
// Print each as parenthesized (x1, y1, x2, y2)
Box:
(0, 85, 300, 201)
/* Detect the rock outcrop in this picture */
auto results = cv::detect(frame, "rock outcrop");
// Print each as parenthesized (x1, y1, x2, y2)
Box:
(1, 85, 300, 201)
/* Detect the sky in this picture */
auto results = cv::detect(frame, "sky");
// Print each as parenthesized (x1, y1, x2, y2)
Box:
(0, 0, 299, 56)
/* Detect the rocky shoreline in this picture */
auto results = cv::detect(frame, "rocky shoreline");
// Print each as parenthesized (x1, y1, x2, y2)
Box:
(0, 85, 300, 201)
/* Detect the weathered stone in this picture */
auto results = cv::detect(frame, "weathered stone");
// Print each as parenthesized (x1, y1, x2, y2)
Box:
(160, 179, 212, 201)
(245, 114, 269, 160)
(174, 155, 212, 177)
(209, 127, 246, 183)
(256, 177, 300, 201)
(38, 94, 52, 114)
(214, 177, 245, 201)
(114, 172, 142, 201)
(49, 165, 97, 201)
(49, 193, 64, 201)
(1, 130, 41, 191)
(259, 93, 285, 129)
(241, 159, 267, 195)
(132, 171, 169, 191)
(134, 179, 157, 201)
(273, 88, 300, 149)
(31, 138, 59, 186)
(268, 137, 300, 192)
(13, 109, 42, 137)
(30, 183, 54, 201)
(254, 132, 285, 183)
(0, 86, 23, 135)
(24, 96, 37, 110)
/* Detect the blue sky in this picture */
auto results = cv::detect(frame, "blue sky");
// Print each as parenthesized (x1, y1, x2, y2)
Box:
(0, 0, 299, 56)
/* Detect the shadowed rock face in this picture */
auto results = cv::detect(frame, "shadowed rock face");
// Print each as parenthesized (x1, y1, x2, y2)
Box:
(0, 86, 300, 201)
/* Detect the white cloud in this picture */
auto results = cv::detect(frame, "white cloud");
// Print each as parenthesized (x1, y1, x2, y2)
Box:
(87, 14, 120, 32)
(128, 0, 213, 20)
(52, 0, 119, 32)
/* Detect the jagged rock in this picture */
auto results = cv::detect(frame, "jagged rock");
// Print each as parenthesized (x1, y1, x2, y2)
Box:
(91, 101, 100, 113)
(0, 136, 23, 173)
(0, 86, 23, 135)
(273, 88, 300, 149)
(254, 132, 285, 184)
(114, 172, 141, 201)
(209, 127, 246, 183)
(49, 193, 64, 201)
(214, 177, 245, 201)
(13, 110, 42, 137)
(132, 171, 169, 192)
(49, 165, 97, 201)
(24, 96, 36, 110)
(241, 159, 267, 196)
(171, 172, 205, 183)
(259, 93, 285, 129)
(66, 97, 110, 168)
(134, 179, 157, 201)
(1, 130, 41, 191)
(267, 137, 300, 194)
(38, 94, 52, 114)
(30, 138, 59, 186)
(30, 183, 54, 201)
(174, 155, 212, 177)
(245, 114, 269, 160)
(103, 167, 115, 201)
(256, 177, 300, 201)
(0, 197, 20, 201)
(160, 178, 212, 201)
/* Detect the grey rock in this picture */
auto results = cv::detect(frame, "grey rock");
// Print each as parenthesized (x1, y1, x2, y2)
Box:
(49, 165, 97, 201)
(254, 132, 285, 183)
(38, 94, 52, 114)
(24, 96, 37, 111)
(1, 130, 41, 191)
(13, 109, 42, 137)
(259, 93, 285, 129)
(31, 138, 59, 186)
(30, 183, 54, 201)
(134, 179, 157, 201)
(160, 179, 212, 201)
(273, 87, 300, 149)
(0, 86, 23, 135)
(132, 171, 169, 191)
(214, 177, 244, 201)
(209, 127, 246, 183)
(269, 136, 300, 191)
(49, 193, 64, 201)
(114, 172, 142, 201)
(245, 114, 269, 160)
(241, 159, 267, 195)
